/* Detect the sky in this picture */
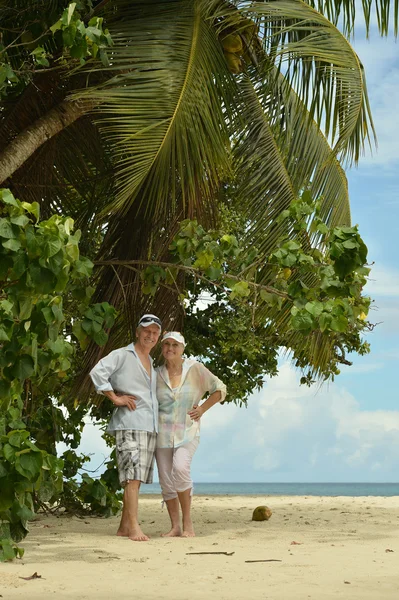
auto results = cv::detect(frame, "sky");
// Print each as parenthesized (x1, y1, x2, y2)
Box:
(68, 20, 399, 484)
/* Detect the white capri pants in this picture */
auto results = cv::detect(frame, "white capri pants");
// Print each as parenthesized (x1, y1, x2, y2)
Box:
(155, 438, 199, 501)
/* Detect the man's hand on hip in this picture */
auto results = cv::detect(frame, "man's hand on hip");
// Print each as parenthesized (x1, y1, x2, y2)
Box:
(114, 394, 137, 410)
(104, 390, 138, 411)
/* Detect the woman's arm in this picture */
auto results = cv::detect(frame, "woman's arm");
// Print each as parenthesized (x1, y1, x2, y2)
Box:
(188, 390, 221, 422)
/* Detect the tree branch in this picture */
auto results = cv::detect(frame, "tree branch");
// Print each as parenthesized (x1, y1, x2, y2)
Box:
(94, 259, 289, 299)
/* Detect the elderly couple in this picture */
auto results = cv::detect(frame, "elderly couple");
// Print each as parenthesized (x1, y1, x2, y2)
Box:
(90, 314, 226, 541)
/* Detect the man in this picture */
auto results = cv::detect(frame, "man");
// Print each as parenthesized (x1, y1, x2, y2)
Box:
(90, 314, 162, 541)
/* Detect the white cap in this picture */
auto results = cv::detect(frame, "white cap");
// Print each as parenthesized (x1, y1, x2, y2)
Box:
(161, 331, 185, 346)
(137, 314, 162, 329)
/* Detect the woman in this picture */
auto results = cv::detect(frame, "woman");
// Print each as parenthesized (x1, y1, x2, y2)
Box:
(156, 331, 226, 537)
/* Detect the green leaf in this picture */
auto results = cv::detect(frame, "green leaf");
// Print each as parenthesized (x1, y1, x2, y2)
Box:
(205, 266, 222, 280)
(330, 315, 348, 333)
(19, 296, 33, 320)
(0, 254, 12, 279)
(74, 257, 93, 277)
(37, 480, 56, 502)
(193, 249, 214, 270)
(92, 329, 108, 346)
(9, 521, 29, 544)
(10, 355, 35, 381)
(43, 237, 62, 258)
(0, 539, 16, 561)
(66, 241, 79, 261)
(0, 219, 16, 239)
(10, 253, 28, 278)
(316, 222, 329, 235)
(230, 281, 250, 299)
(0, 481, 13, 510)
(291, 311, 314, 332)
(21, 202, 40, 222)
(50, 19, 63, 34)
(67, 2, 77, 26)
(10, 215, 29, 227)
(319, 313, 332, 332)
(0, 189, 19, 207)
(305, 302, 324, 318)
(3, 443, 15, 462)
(2, 238, 21, 252)
(29, 264, 57, 294)
(0, 299, 13, 314)
(0, 327, 10, 341)
(8, 431, 25, 448)
(15, 452, 43, 480)
(14, 503, 35, 522)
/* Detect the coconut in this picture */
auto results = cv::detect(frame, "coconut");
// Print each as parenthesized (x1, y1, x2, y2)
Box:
(221, 33, 243, 54)
(252, 505, 272, 521)
(223, 51, 242, 74)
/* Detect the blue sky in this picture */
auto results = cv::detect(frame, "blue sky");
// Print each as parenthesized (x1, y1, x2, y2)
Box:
(71, 25, 399, 484)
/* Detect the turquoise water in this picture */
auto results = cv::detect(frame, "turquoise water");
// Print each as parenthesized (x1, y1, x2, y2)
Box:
(142, 482, 399, 497)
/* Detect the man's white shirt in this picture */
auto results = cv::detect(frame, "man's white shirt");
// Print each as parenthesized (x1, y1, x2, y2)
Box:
(90, 343, 158, 435)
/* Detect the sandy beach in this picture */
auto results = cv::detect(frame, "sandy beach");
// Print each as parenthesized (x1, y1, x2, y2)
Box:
(1, 495, 398, 599)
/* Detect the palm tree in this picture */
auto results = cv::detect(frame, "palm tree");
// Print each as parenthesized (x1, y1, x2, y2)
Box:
(0, 0, 394, 383)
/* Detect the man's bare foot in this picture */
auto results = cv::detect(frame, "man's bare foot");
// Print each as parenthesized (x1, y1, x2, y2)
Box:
(116, 528, 129, 537)
(117, 527, 149, 541)
(129, 530, 150, 542)
(181, 529, 195, 537)
(161, 527, 182, 537)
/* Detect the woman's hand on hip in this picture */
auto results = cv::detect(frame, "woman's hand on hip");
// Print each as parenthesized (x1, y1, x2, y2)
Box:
(188, 404, 203, 421)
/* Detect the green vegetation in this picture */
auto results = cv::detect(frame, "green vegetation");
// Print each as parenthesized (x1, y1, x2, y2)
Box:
(1, 0, 396, 559)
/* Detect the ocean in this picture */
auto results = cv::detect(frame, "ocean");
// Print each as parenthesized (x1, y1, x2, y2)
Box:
(142, 482, 399, 497)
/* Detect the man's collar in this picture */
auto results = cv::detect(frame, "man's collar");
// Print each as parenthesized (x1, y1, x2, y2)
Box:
(126, 343, 153, 363)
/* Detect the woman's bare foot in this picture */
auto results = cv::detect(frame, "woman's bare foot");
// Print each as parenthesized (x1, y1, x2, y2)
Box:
(161, 527, 182, 537)
(181, 529, 195, 537)
(181, 520, 195, 537)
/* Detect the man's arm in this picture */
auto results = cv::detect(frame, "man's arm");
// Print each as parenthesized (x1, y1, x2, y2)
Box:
(90, 351, 137, 411)
(103, 389, 137, 411)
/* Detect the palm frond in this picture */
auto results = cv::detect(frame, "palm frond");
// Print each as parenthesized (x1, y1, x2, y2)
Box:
(73, 0, 235, 221)
(304, 0, 399, 37)
(233, 69, 350, 259)
(214, 0, 376, 164)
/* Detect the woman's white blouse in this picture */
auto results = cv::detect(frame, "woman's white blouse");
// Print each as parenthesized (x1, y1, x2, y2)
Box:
(156, 359, 226, 449)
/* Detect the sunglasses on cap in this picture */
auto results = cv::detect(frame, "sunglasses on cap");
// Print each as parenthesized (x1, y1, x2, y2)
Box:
(138, 316, 162, 327)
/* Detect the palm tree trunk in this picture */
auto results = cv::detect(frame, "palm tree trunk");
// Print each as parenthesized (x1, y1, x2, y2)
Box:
(0, 99, 92, 185)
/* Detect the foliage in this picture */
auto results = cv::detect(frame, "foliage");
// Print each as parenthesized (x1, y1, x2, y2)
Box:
(134, 190, 371, 384)
(0, 0, 389, 561)
(0, 1, 113, 99)
(0, 188, 116, 560)
(0, 0, 383, 376)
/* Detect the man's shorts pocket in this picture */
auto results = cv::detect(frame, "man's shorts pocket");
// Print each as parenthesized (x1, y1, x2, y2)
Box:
(117, 440, 139, 464)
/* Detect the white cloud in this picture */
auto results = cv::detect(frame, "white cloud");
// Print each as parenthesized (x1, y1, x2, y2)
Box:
(366, 265, 399, 297)
(349, 33, 399, 167)
(338, 362, 383, 375)
(196, 362, 399, 481)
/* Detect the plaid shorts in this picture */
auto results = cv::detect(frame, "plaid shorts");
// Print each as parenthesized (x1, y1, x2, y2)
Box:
(115, 430, 157, 486)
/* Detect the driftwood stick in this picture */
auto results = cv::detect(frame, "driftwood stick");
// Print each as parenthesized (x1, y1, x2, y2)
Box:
(245, 559, 282, 563)
(186, 551, 235, 556)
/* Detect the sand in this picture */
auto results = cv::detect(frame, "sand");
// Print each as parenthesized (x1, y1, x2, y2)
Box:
(1, 495, 398, 599)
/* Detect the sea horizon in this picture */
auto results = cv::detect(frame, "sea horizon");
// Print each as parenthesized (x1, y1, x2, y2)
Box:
(142, 481, 399, 497)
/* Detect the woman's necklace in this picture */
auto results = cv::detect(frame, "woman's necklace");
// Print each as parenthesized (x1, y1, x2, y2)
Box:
(168, 363, 183, 376)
